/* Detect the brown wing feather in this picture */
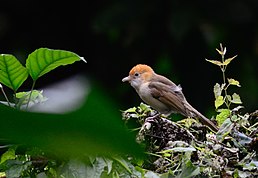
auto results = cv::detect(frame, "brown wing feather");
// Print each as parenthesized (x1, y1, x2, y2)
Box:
(148, 74, 218, 131)
(149, 81, 218, 131)
(149, 81, 189, 116)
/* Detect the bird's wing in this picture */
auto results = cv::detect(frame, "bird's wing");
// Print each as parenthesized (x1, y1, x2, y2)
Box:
(149, 81, 188, 116)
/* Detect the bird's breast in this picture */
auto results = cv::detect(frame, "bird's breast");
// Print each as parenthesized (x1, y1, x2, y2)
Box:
(138, 82, 170, 115)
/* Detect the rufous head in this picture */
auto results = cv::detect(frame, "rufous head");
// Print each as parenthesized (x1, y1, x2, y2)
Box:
(122, 64, 154, 89)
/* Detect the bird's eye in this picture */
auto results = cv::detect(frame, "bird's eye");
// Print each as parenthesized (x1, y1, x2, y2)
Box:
(134, 72, 139, 77)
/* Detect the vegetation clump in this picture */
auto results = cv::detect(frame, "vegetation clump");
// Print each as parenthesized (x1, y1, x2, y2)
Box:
(0, 45, 257, 177)
(122, 44, 258, 177)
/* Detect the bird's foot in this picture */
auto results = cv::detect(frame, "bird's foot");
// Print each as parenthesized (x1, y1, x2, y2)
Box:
(145, 113, 161, 123)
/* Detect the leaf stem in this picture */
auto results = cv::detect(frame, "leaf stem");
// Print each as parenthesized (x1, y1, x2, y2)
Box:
(0, 84, 11, 107)
(26, 80, 36, 110)
(220, 51, 230, 109)
(248, 122, 258, 130)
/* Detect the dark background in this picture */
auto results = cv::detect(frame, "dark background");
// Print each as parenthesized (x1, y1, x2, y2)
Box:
(1, 1, 258, 116)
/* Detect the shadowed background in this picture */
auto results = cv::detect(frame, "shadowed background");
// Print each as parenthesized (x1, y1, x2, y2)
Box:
(1, 1, 258, 116)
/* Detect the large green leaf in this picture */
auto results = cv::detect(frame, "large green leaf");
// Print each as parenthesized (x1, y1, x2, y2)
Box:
(0, 85, 143, 158)
(26, 48, 86, 81)
(0, 54, 28, 91)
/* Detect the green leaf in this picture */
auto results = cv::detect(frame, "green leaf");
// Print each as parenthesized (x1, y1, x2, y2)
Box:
(205, 55, 237, 67)
(216, 109, 231, 126)
(243, 161, 258, 171)
(230, 93, 242, 104)
(139, 102, 152, 113)
(176, 160, 200, 178)
(215, 95, 224, 109)
(205, 59, 223, 66)
(95, 157, 110, 177)
(0, 54, 28, 91)
(233, 169, 252, 177)
(124, 107, 137, 113)
(232, 131, 252, 146)
(0, 148, 16, 164)
(15, 90, 47, 109)
(26, 48, 86, 81)
(228, 78, 241, 87)
(213, 83, 222, 99)
(216, 118, 233, 142)
(226, 94, 231, 101)
(5, 160, 32, 178)
(231, 114, 240, 122)
(103, 157, 113, 174)
(113, 157, 132, 174)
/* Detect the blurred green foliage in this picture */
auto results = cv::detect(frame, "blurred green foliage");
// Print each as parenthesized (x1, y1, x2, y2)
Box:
(0, 85, 143, 158)
(0, 48, 143, 177)
(0, 86, 144, 177)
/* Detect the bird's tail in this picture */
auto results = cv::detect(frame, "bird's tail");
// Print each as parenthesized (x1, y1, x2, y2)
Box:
(185, 103, 218, 132)
(194, 109, 218, 132)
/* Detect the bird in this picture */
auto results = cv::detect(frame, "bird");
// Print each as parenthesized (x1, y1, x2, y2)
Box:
(122, 64, 218, 132)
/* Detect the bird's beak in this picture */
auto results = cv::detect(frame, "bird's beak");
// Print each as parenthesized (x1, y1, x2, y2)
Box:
(122, 76, 131, 82)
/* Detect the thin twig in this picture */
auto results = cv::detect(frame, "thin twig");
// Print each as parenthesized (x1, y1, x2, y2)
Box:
(0, 84, 11, 107)
(26, 80, 36, 110)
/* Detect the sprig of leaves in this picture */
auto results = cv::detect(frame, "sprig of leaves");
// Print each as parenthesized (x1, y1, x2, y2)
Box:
(206, 44, 242, 125)
(0, 48, 86, 109)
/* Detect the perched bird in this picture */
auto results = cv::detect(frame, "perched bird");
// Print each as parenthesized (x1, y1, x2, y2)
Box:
(122, 64, 218, 132)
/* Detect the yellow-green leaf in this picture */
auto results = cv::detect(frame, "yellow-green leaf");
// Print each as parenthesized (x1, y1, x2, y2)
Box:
(216, 48, 226, 56)
(0, 148, 16, 164)
(0, 54, 28, 91)
(215, 95, 224, 109)
(222, 55, 237, 66)
(124, 107, 137, 113)
(205, 59, 223, 66)
(216, 109, 231, 126)
(228, 78, 241, 87)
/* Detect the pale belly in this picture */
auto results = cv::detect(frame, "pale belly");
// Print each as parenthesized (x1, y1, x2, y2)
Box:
(137, 83, 170, 115)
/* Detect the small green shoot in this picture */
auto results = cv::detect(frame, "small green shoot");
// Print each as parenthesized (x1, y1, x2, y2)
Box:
(206, 43, 242, 125)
